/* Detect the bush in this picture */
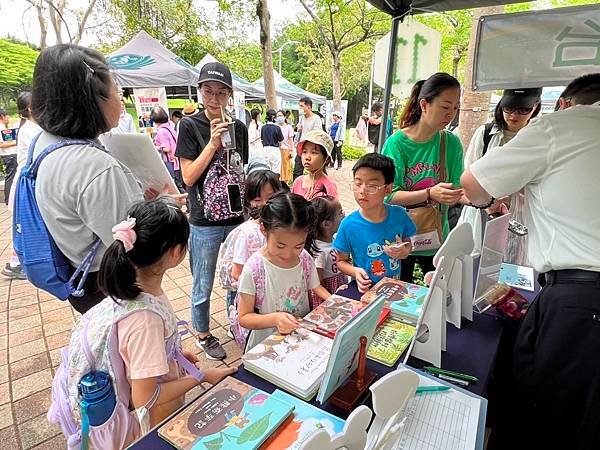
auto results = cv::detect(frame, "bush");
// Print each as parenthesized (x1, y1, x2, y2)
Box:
(341, 144, 366, 161)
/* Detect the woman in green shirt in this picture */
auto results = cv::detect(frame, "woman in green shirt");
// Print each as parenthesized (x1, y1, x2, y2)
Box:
(382, 73, 466, 282)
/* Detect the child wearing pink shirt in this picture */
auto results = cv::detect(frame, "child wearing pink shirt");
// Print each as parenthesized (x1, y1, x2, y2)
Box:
(292, 129, 339, 200)
(62, 199, 235, 446)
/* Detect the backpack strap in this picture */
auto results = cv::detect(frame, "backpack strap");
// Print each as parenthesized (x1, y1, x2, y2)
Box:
(250, 253, 267, 311)
(482, 123, 494, 157)
(25, 132, 42, 167)
(300, 250, 313, 288)
(29, 138, 106, 179)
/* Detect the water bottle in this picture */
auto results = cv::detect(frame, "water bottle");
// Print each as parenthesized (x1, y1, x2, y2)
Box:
(78, 371, 116, 426)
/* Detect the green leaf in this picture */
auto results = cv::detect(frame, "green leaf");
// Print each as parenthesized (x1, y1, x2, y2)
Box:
(203, 435, 223, 450)
(237, 413, 272, 445)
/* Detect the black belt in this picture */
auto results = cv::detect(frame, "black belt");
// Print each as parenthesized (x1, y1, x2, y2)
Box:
(545, 269, 600, 285)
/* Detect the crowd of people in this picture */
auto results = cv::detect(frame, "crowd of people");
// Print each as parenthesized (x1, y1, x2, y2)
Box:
(1, 41, 599, 449)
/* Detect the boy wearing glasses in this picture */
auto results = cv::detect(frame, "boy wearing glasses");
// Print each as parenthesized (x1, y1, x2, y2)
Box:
(333, 153, 416, 293)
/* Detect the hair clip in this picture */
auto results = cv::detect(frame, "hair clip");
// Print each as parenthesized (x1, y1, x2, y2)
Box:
(82, 60, 95, 74)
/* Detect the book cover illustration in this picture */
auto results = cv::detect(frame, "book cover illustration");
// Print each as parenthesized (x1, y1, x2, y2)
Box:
(158, 377, 294, 450)
(367, 319, 416, 366)
(260, 390, 345, 450)
(1, 128, 17, 142)
(242, 328, 333, 394)
(317, 294, 386, 404)
(301, 295, 365, 335)
(498, 263, 535, 292)
(360, 277, 429, 324)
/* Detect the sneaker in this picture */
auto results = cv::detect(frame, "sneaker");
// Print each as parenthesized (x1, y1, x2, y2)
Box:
(227, 328, 235, 339)
(1, 263, 27, 280)
(196, 335, 227, 360)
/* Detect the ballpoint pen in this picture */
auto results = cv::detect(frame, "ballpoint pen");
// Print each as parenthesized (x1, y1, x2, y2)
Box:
(415, 386, 451, 395)
(424, 366, 479, 383)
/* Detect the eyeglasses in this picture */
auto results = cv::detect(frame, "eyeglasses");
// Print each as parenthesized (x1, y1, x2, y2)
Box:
(200, 88, 230, 100)
(349, 181, 387, 195)
(502, 106, 534, 115)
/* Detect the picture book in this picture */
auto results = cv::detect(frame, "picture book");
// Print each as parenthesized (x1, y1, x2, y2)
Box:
(360, 277, 429, 325)
(1, 128, 17, 142)
(498, 263, 535, 292)
(242, 328, 333, 401)
(260, 390, 345, 450)
(367, 319, 415, 367)
(300, 295, 365, 337)
(316, 294, 386, 404)
(158, 377, 294, 450)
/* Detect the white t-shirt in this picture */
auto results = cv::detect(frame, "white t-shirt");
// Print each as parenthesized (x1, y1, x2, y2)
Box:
(238, 252, 320, 347)
(314, 240, 341, 279)
(470, 102, 600, 273)
(16, 120, 43, 165)
(299, 114, 323, 140)
(111, 113, 136, 134)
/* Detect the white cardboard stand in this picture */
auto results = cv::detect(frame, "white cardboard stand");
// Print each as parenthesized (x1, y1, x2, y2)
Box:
(300, 368, 419, 450)
(432, 223, 475, 328)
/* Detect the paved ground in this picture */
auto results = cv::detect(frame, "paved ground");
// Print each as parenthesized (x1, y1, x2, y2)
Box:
(0, 161, 359, 449)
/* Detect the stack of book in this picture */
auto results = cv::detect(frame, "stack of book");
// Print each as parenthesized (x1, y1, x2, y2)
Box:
(158, 377, 347, 450)
(242, 327, 333, 400)
(158, 377, 294, 449)
(361, 277, 429, 326)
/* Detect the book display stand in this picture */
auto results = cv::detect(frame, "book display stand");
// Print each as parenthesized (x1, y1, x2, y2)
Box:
(329, 336, 377, 412)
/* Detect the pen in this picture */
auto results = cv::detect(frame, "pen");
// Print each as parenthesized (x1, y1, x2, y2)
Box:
(415, 386, 451, 395)
(436, 373, 470, 387)
(424, 366, 478, 383)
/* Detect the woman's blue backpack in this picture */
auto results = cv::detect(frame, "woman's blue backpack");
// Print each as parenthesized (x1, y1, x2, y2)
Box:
(12, 133, 102, 300)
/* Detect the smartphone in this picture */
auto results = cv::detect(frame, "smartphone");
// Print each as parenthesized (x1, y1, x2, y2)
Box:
(227, 184, 243, 213)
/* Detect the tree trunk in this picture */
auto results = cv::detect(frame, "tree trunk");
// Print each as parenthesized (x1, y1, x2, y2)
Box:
(458, 5, 504, 149)
(332, 50, 342, 112)
(47, 0, 66, 44)
(34, 2, 48, 49)
(73, 0, 97, 45)
(257, 0, 277, 110)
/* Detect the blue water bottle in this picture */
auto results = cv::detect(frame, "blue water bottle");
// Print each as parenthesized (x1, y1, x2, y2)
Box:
(78, 371, 116, 450)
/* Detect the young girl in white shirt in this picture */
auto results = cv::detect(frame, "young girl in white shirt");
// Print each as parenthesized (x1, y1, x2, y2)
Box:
(234, 192, 330, 350)
(309, 196, 348, 308)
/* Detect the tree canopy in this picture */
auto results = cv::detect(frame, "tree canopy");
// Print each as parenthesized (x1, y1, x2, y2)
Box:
(0, 38, 39, 109)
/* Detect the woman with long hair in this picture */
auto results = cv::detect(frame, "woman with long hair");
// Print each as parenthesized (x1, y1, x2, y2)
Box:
(382, 73, 465, 283)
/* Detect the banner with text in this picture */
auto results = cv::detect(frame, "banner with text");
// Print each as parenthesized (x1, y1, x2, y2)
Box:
(374, 20, 442, 99)
(473, 4, 600, 91)
(133, 87, 169, 120)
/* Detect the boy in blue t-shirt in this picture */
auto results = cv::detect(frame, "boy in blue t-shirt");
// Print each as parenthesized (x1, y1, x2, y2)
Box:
(333, 153, 416, 293)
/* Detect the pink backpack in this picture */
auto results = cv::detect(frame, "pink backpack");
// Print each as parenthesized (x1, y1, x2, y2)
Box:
(47, 294, 203, 449)
(228, 250, 313, 350)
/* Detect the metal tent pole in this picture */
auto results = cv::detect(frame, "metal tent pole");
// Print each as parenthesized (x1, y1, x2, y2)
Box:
(378, 15, 401, 152)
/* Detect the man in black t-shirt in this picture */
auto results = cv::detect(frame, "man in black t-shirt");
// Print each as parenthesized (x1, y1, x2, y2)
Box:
(175, 62, 248, 360)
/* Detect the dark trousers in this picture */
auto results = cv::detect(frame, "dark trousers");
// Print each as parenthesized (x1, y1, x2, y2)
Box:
(293, 153, 303, 180)
(67, 271, 104, 315)
(510, 272, 600, 449)
(400, 255, 435, 283)
(1, 154, 17, 205)
(331, 141, 343, 168)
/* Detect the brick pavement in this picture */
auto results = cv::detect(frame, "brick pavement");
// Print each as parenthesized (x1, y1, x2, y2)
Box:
(0, 161, 359, 449)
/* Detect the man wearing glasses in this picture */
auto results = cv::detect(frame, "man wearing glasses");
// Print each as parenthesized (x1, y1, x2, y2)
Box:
(461, 73, 600, 449)
(176, 62, 248, 361)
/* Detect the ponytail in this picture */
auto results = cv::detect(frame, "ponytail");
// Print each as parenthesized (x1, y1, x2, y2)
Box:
(98, 241, 141, 301)
(260, 192, 319, 256)
(399, 73, 461, 129)
(399, 80, 425, 128)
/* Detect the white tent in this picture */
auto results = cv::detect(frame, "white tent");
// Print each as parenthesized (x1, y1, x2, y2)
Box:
(195, 54, 265, 101)
(254, 71, 326, 106)
(107, 31, 198, 88)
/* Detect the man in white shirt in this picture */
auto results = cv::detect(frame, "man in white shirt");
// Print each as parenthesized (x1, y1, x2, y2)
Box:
(0, 109, 17, 205)
(110, 99, 136, 133)
(461, 73, 600, 449)
(293, 96, 322, 180)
